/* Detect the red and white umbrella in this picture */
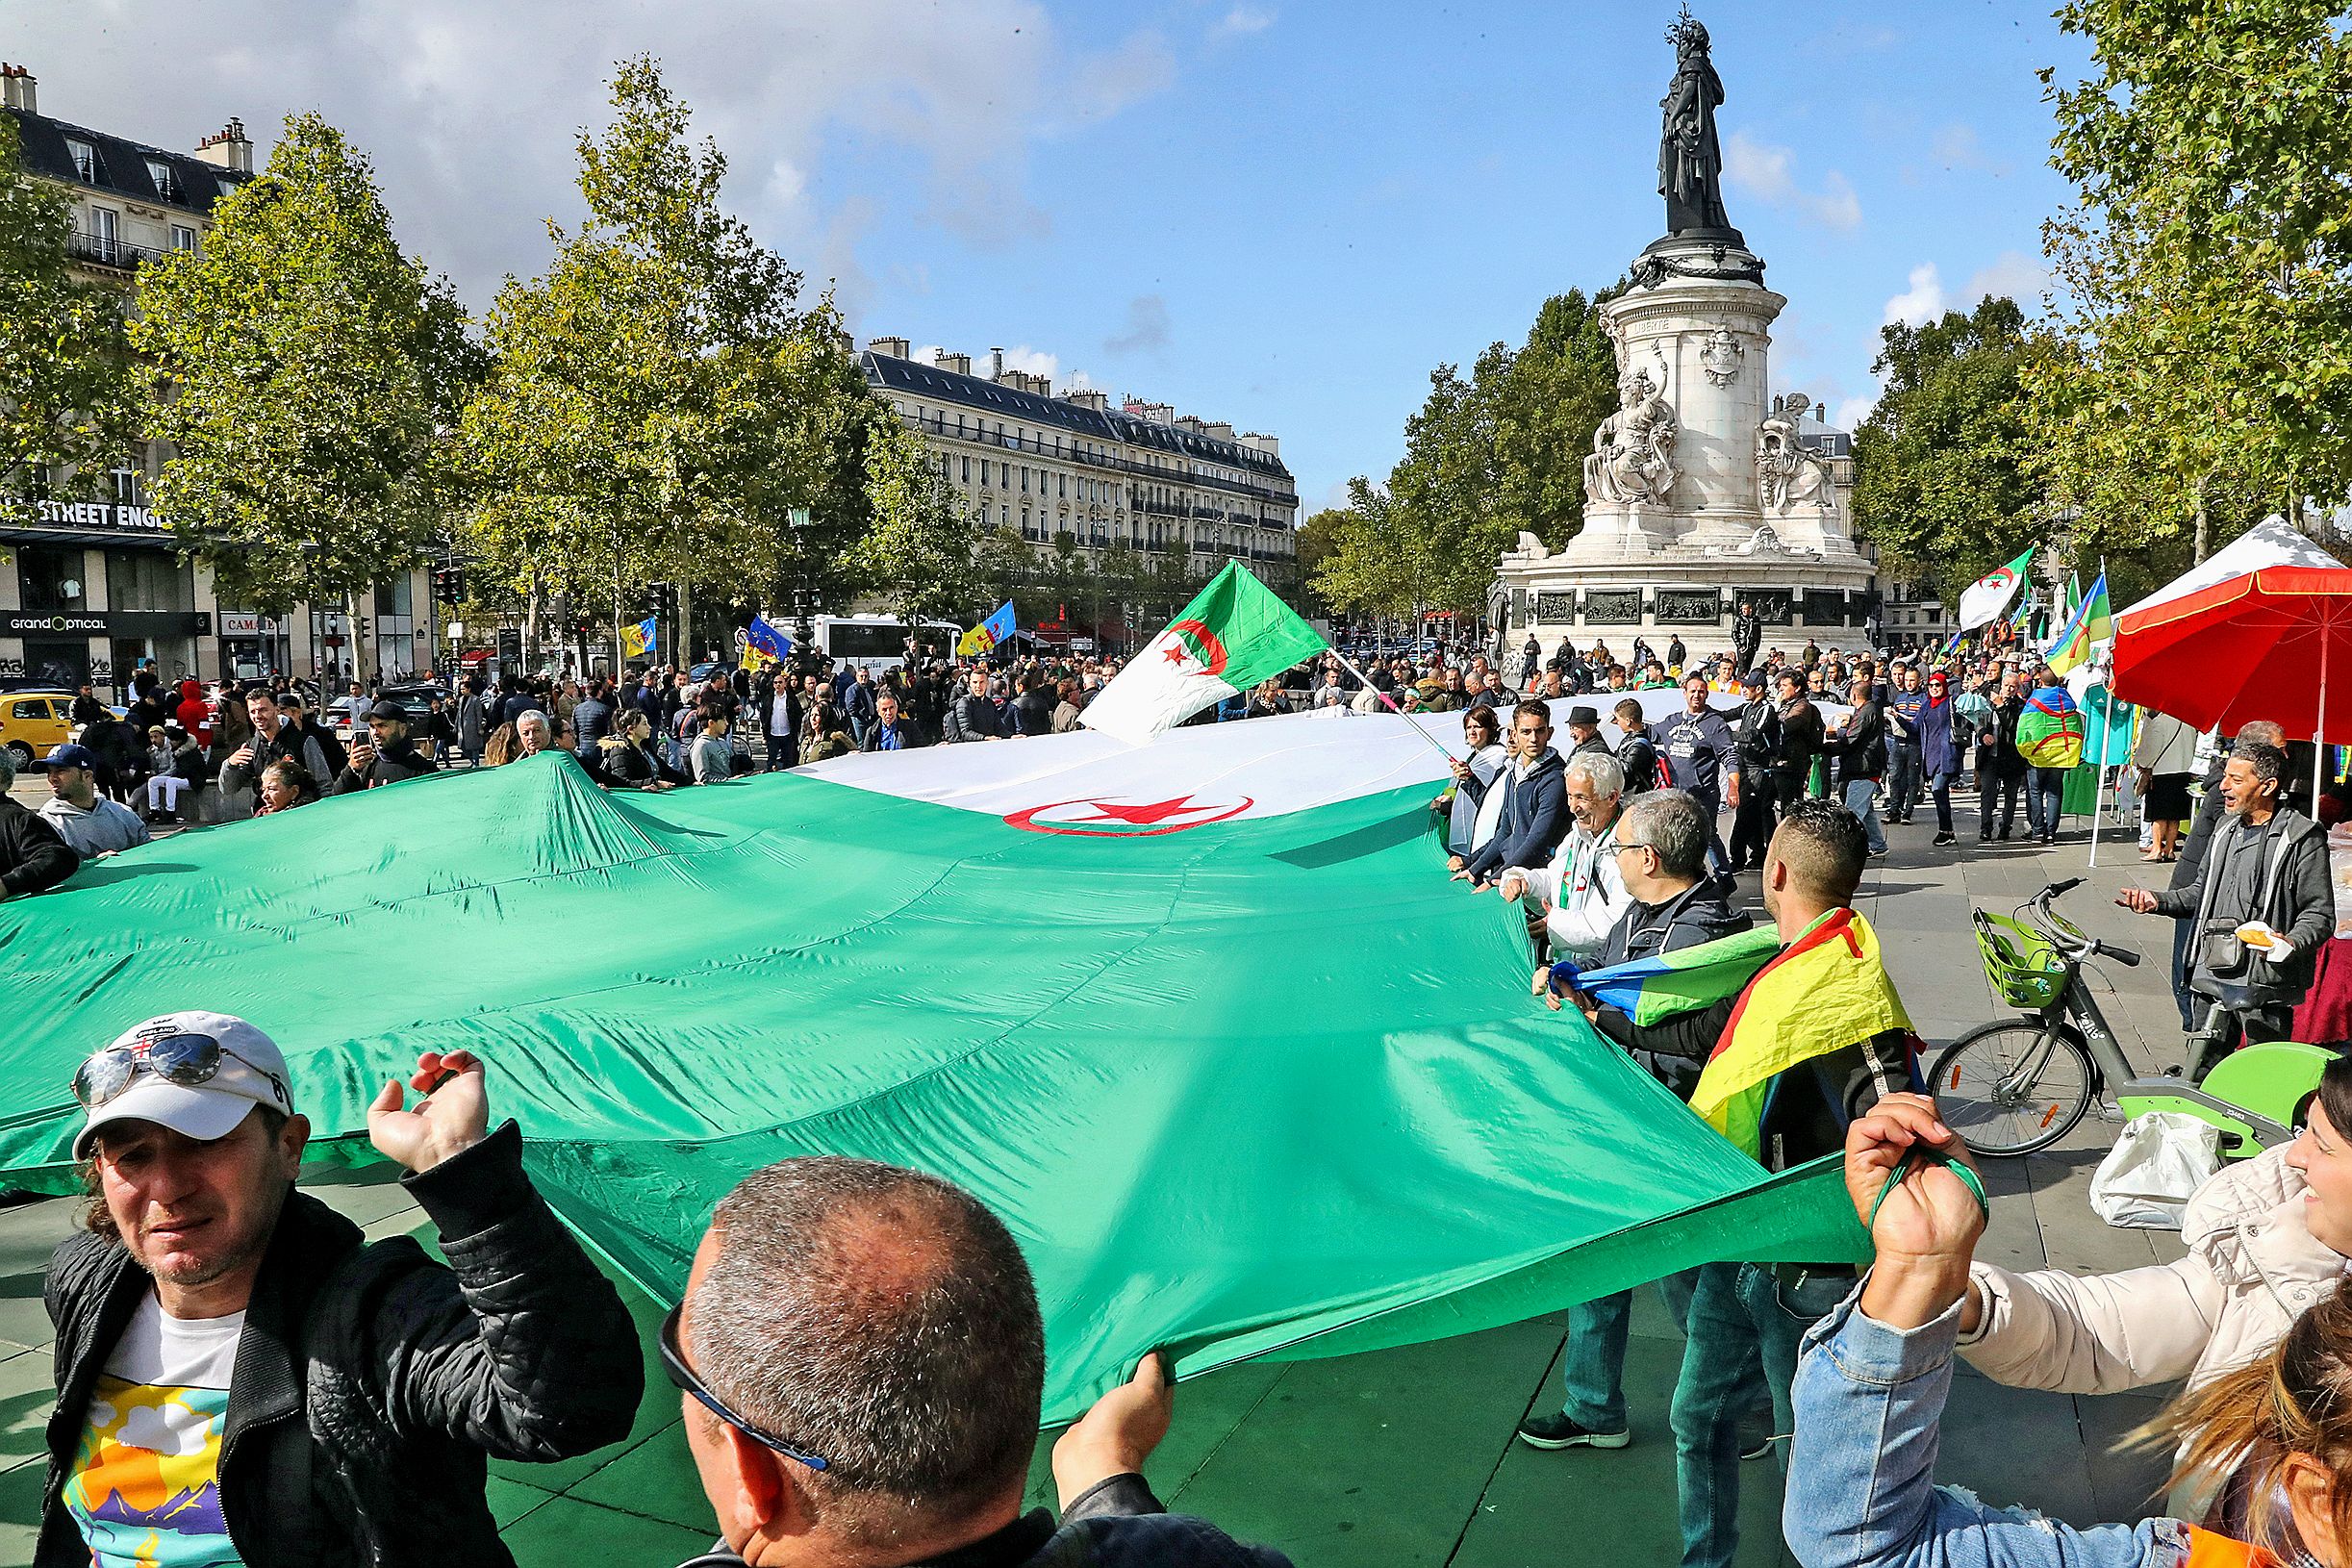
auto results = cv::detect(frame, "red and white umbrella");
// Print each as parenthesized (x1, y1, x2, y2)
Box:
(2111, 566, 2352, 799)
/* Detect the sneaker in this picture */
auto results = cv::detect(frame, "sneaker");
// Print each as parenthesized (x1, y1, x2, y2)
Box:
(1516, 1411, 1631, 1451)
(1933, 831, 1957, 847)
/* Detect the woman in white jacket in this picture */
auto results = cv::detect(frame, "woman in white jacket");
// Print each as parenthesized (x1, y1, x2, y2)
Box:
(1443, 706, 1511, 861)
(1959, 1052, 2352, 1516)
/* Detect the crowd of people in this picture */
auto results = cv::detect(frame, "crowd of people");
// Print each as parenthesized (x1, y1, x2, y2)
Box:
(18, 618, 2352, 1568)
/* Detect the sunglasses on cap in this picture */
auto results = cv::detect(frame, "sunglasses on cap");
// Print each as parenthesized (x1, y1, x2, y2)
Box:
(659, 1302, 831, 1472)
(72, 1032, 289, 1111)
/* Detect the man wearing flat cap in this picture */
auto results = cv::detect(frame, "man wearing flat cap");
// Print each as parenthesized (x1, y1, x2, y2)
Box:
(37, 1011, 640, 1566)
(331, 698, 438, 793)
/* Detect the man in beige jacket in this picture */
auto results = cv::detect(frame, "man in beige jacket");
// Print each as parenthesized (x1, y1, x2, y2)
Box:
(1958, 1056, 2352, 1404)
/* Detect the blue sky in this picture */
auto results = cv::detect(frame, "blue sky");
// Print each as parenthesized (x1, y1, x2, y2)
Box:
(13, 0, 2087, 513)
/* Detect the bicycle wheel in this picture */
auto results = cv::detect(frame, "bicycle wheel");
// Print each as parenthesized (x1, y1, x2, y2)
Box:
(1930, 1021, 2094, 1157)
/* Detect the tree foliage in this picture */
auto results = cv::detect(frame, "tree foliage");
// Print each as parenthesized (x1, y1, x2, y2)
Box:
(129, 114, 476, 616)
(1315, 289, 1618, 620)
(2026, 0, 2352, 558)
(0, 114, 138, 515)
(1850, 297, 2045, 595)
(844, 424, 984, 623)
(458, 57, 905, 652)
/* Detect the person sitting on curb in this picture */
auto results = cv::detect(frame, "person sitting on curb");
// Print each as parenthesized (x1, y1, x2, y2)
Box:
(670, 1156, 1293, 1568)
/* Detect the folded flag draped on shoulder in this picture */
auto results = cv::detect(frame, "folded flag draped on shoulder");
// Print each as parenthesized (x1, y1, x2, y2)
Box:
(1690, 909, 1916, 1161)
(1549, 927, 1781, 1026)
(2017, 685, 2086, 770)
(2042, 571, 2112, 678)
(1957, 546, 2036, 631)
(1082, 563, 1327, 746)
(958, 601, 1016, 658)
(621, 617, 656, 660)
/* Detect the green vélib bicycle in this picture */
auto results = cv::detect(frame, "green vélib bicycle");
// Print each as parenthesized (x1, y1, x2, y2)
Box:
(1930, 878, 2336, 1158)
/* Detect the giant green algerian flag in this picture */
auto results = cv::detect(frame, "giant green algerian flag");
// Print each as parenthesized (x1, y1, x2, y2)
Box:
(1082, 562, 1326, 745)
(0, 717, 1860, 1418)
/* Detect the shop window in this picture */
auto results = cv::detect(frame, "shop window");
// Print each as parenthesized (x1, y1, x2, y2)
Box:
(18, 546, 87, 612)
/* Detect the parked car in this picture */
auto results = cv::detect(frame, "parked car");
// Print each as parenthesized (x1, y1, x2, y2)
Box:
(0, 692, 78, 766)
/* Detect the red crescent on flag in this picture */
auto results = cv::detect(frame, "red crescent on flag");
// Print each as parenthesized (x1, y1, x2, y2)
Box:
(1984, 568, 2014, 591)
(1169, 619, 1229, 677)
(1003, 796, 1254, 837)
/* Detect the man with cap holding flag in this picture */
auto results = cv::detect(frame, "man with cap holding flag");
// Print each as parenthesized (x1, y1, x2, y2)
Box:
(36, 1013, 642, 1567)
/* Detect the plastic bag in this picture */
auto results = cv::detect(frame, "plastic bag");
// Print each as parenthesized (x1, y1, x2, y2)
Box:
(2090, 1112, 2222, 1229)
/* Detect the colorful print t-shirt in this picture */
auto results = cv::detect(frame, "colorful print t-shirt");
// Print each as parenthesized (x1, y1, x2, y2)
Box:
(63, 1291, 244, 1566)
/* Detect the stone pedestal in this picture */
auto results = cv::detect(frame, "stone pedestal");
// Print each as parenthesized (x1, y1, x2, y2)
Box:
(1501, 234, 1878, 662)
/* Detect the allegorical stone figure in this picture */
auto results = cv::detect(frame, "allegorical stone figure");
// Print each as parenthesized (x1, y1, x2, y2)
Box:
(1658, 9, 1733, 235)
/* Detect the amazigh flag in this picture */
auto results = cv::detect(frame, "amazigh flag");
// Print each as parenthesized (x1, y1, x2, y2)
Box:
(958, 601, 1016, 658)
(1550, 926, 1781, 1026)
(0, 710, 1865, 1420)
(1082, 562, 1327, 746)
(620, 617, 656, 660)
(1690, 908, 1916, 1160)
(746, 614, 793, 661)
(2042, 572, 2112, 678)
(1957, 547, 2035, 631)
(2016, 686, 2086, 770)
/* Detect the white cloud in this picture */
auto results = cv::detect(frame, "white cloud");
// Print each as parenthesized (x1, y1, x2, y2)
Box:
(1883, 264, 1946, 327)
(1104, 294, 1171, 356)
(1212, 6, 1276, 38)
(1929, 122, 2011, 177)
(1834, 394, 1879, 430)
(1722, 130, 1862, 232)
(0, 0, 1177, 313)
(998, 345, 1058, 380)
(1963, 249, 2052, 306)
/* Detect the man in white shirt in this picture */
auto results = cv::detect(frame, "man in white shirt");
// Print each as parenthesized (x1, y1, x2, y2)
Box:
(37, 744, 151, 857)
(1499, 752, 1630, 981)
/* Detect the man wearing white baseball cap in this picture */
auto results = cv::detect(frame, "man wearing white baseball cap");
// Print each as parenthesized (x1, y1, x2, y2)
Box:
(36, 1011, 643, 1568)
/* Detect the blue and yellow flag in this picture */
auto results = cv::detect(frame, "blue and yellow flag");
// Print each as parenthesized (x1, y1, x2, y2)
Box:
(958, 601, 1016, 658)
(746, 615, 792, 659)
(620, 617, 656, 660)
(2042, 571, 2112, 677)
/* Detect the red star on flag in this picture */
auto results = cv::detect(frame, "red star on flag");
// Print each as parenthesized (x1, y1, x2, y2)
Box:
(1161, 642, 1190, 668)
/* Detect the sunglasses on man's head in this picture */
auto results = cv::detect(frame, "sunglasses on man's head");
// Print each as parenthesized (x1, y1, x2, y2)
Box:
(72, 1033, 288, 1111)
(659, 1303, 830, 1472)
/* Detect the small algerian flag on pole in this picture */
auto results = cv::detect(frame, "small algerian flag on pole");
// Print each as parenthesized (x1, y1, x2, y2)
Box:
(1957, 546, 2036, 631)
(1082, 562, 1327, 746)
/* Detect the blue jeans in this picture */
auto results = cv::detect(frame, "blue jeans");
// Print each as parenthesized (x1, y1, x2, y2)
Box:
(1886, 742, 1923, 821)
(1733, 1262, 1852, 1466)
(1928, 769, 1960, 835)
(1558, 1271, 1699, 1431)
(1840, 777, 1886, 854)
(2028, 767, 2066, 837)
(1670, 1263, 1762, 1568)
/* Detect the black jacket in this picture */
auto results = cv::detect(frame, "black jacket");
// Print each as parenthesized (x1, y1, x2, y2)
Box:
(1775, 698, 1824, 789)
(38, 1124, 641, 1567)
(1831, 696, 1887, 785)
(591, 737, 684, 788)
(330, 737, 437, 795)
(679, 1474, 1291, 1568)
(1732, 699, 1781, 784)
(0, 796, 78, 896)
(944, 692, 999, 744)
(1589, 881, 1753, 1088)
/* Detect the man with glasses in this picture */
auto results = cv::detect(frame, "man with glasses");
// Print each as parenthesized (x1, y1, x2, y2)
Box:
(1519, 791, 1755, 1465)
(669, 1156, 1290, 1568)
(1499, 752, 1631, 974)
(37, 1011, 641, 1568)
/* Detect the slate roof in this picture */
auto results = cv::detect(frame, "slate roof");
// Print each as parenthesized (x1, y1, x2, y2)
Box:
(3, 105, 249, 215)
(863, 350, 1294, 487)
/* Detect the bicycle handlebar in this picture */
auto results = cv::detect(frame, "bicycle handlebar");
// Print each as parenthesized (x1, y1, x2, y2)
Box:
(2046, 877, 2083, 898)
(2095, 941, 2142, 968)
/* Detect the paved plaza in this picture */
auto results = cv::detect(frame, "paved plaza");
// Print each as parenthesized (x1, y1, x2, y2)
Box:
(0, 798, 2196, 1566)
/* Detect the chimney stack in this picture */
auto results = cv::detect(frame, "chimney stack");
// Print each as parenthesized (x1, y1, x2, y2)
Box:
(932, 348, 972, 376)
(194, 117, 253, 174)
(0, 64, 36, 115)
(990, 347, 1004, 379)
(868, 335, 910, 360)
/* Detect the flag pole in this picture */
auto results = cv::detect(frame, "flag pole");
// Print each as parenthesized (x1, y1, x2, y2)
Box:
(1328, 648, 1458, 765)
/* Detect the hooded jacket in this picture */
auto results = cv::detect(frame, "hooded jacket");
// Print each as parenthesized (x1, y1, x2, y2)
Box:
(1463, 746, 1567, 883)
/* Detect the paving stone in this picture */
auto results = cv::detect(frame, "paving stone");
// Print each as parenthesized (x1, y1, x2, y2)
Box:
(0, 1348, 49, 1476)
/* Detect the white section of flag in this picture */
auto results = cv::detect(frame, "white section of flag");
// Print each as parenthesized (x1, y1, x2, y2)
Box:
(1077, 625, 1242, 746)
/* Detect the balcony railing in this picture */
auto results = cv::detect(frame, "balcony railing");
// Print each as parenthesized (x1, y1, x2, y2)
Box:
(67, 230, 164, 271)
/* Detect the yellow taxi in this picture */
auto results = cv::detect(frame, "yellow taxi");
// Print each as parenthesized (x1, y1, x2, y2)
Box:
(0, 690, 80, 767)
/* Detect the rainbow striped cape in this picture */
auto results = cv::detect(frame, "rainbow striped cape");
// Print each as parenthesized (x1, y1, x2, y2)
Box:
(1551, 926, 1782, 1026)
(1690, 908, 1912, 1160)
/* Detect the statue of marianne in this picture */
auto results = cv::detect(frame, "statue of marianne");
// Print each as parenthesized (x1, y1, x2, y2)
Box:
(1657, 8, 1734, 236)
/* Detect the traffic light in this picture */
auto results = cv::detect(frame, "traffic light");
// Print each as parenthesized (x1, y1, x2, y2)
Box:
(645, 581, 678, 622)
(432, 564, 468, 605)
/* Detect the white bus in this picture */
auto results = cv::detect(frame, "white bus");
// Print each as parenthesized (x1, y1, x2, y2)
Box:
(802, 616, 964, 672)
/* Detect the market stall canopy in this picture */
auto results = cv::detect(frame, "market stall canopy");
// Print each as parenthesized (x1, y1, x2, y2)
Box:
(2112, 567, 2352, 744)
(2121, 516, 2341, 619)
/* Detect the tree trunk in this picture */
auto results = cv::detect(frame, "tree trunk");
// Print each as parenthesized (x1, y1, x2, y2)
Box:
(2192, 476, 2210, 564)
(524, 572, 543, 674)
